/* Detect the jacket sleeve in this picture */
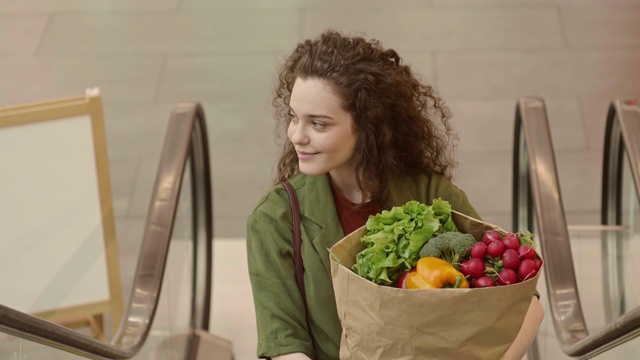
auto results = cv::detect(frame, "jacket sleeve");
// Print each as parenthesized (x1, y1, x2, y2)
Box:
(246, 191, 315, 359)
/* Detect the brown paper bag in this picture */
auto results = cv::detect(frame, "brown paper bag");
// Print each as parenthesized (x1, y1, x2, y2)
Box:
(329, 211, 541, 360)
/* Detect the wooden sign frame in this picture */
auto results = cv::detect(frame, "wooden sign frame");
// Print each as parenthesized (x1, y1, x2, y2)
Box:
(0, 89, 123, 339)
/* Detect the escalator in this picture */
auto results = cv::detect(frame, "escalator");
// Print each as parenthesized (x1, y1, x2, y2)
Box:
(514, 97, 640, 359)
(2, 97, 639, 360)
(0, 103, 231, 359)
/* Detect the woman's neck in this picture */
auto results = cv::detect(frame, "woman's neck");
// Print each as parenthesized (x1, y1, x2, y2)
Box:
(329, 171, 369, 204)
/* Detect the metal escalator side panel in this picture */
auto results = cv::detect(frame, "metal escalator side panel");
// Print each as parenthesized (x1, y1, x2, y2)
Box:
(109, 105, 196, 352)
(517, 97, 589, 349)
(110, 103, 214, 356)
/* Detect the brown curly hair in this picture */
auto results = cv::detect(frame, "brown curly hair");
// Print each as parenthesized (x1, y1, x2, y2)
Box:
(273, 30, 458, 206)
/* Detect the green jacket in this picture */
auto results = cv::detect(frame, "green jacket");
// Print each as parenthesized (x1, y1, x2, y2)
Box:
(246, 172, 480, 360)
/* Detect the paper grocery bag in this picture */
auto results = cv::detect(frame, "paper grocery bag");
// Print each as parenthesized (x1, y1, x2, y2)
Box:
(329, 211, 542, 360)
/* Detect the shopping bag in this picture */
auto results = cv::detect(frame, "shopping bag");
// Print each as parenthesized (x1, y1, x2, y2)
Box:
(329, 211, 542, 360)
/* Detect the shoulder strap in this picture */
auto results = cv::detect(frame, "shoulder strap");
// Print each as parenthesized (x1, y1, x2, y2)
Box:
(281, 181, 308, 313)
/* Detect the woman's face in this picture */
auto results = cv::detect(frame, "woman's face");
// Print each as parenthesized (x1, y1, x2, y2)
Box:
(287, 77, 358, 180)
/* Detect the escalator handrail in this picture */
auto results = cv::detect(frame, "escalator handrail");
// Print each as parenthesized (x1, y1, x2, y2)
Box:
(514, 96, 589, 355)
(607, 100, 640, 205)
(515, 97, 640, 358)
(0, 103, 213, 359)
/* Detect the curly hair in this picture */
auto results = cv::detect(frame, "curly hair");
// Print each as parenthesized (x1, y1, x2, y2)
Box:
(273, 30, 458, 206)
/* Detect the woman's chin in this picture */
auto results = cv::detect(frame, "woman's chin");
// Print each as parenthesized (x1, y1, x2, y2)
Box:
(298, 165, 326, 177)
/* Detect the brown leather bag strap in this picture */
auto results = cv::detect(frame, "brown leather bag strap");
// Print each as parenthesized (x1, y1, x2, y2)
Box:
(282, 181, 309, 314)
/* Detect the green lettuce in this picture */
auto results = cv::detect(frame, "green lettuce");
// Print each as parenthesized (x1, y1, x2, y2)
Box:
(352, 199, 458, 285)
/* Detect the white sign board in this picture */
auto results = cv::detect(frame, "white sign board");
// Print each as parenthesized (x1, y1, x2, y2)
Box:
(0, 91, 123, 331)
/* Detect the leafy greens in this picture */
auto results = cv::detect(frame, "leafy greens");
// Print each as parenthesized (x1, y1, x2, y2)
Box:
(352, 199, 459, 285)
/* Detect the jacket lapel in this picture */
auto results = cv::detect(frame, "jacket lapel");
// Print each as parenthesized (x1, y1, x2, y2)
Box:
(299, 174, 344, 276)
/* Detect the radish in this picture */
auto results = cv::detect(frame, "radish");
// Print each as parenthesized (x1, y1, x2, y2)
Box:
(474, 276, 495, 288)
(518, 259, 538, 281)
(533, 258, 543, 271)
(459, 261, 470, 276)
(502, 249, 520, 270)
(396, 268, 416, 289)
(471, 242, 488, 259)
(498, 268, 518, 285)
(487, 240, 505, 257)
(482, 230, 502, 245)
(518, 245, 536, 260)
(502, 233, 520, 251)
(465, 258, 486, 279)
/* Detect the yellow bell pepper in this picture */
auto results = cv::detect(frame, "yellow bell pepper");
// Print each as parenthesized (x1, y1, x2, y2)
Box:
(406, 257, 469, 289)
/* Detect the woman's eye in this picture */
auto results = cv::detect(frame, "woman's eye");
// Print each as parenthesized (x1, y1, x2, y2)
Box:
(288, 113, 298, 122)
(312, 121, 326, 129)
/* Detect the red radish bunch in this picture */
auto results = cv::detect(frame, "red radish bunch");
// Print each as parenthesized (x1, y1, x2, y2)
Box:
(461, 230, 542, 288)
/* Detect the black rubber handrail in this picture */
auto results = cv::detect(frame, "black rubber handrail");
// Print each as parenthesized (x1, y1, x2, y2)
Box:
(513, 97, 640, 358)
(0, 103, 213, 359)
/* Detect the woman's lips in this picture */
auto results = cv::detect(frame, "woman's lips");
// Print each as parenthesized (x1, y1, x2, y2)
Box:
(296, 151, 318, 160)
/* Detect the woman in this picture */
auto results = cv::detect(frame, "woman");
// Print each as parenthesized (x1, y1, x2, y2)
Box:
(246, 30, 540, 360)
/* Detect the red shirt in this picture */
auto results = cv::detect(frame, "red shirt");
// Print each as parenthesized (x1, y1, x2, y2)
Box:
(331, 186, 383, 235)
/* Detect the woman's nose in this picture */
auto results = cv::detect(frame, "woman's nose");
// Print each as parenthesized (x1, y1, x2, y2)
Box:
(288, 122, 309, 145)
